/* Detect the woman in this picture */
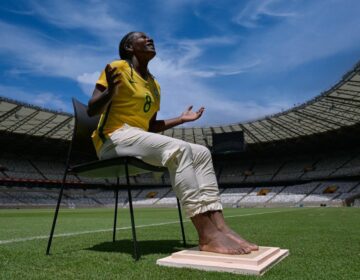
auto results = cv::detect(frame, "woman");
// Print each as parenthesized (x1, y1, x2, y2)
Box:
(88, 31, 258, 254)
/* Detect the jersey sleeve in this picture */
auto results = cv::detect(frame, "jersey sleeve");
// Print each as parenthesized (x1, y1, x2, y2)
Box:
(96, 60, 127, 89)
(96, 69, 108, 88)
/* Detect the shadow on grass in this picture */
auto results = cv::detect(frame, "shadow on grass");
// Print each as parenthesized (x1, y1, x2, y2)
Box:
(86, 239, 197, 256)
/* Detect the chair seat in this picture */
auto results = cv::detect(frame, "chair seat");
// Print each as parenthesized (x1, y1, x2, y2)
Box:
(68, 156, 167, 178)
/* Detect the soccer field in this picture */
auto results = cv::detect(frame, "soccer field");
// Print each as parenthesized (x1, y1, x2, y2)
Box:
(0, 207, 359, 279)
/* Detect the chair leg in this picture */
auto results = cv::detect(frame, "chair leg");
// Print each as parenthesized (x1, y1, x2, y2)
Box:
(127, 188, 139, 260)
(125, 163, 139, 260)
(46, 172, 67, 255)
(113, 180, 119, 242)
(176, 198, 186, 247)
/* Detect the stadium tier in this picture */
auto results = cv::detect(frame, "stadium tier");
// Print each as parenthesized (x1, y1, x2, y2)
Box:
(0, 61, 360, 208)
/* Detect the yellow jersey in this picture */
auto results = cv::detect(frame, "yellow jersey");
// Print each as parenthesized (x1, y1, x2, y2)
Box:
(91, 60, 161, 155)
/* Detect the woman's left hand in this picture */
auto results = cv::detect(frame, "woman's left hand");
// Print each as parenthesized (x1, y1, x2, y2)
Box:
(180, 105, 205, 123)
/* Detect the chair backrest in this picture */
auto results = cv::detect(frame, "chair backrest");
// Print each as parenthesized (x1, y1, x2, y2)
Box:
(69, 98, 100, 165)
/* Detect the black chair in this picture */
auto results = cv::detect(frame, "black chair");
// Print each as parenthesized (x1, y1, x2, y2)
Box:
(46, 98, 186, 260)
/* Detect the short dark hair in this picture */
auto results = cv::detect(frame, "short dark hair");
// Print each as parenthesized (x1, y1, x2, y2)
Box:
(118, 31, 137, 59)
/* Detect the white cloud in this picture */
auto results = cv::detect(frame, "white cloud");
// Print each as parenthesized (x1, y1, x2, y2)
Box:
(151, 56, 292, 126)
(32, 92, 69, 111)
(157, 35, 256, 78)
(191, 59, 262, 78)
(231, 0, 360, 73)
(158, 35, 236, 65)
(77, 72, 101, 85)
(76, 72, 101, 96)
(27, 0, 133, 42)
(233, 0, 297, 28)
(148, 35, 286, 125)
(0, 20, 109, 96)
(0, 7, 34, 16)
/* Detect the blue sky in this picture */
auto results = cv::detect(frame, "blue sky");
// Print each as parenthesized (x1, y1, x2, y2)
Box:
(1, 0, 360, 126)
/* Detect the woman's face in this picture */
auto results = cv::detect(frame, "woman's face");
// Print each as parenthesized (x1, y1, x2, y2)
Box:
(128, 32, 156, 59)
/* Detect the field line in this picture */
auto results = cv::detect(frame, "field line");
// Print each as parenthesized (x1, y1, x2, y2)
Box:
(0, 208, 308, 245)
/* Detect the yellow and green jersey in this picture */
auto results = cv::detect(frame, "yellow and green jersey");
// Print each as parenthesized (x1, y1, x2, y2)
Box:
(91, 60, 161, 155)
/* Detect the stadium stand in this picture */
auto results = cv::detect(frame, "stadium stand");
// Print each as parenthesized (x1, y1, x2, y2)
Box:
(156, 190, 179, 207)
(132, 188, 171, 206)
(244, 159, 283, 183)
(217, 159, 250, 183)
(239, 186, 284, 207)
(220, 187, 254, 207)
(267, 182, 320, 206)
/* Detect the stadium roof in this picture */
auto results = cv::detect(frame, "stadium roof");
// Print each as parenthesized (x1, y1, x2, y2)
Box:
(1, 61, 359, 145)
(0, 98, 73, 140)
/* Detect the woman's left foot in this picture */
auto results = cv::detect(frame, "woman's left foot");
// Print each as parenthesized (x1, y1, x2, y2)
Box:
(207, 210, 259, 251)
(225, 230, 259, 251)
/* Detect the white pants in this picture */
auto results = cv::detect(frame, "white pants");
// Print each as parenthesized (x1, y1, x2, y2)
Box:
(99, 124, 223, 217)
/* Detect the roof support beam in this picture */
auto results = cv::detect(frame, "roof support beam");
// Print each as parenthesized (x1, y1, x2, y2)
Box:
(0, 105, 22, 122)
(201, 127, 211, 147)
(282, 115, 319, 134)
(42, 116, 73, 138)
(326, 95, 360, 104)
(266, 118, 303, 138)
(335, 89, 360, 97)
(26, 114, 58, 136)
(258, 120, 290, 139)
(312, 101, 357, 122)
(238, 124, 261, 143)
(294, 111, 339, 130)
(63, 129, 74, 140)
(347, 81, 360, 87)
(7, 111, 39, 133)
(247, 123, 274, 142)
(306, 105, 357, 123)
(321, 98, 360, 109)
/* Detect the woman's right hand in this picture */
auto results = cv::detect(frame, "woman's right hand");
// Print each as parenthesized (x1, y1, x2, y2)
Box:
(87, 64, 122, 116)
(105, 64, 122, 94)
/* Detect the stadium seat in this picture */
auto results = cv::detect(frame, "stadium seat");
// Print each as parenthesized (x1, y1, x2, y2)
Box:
(46, 98, 186, 260)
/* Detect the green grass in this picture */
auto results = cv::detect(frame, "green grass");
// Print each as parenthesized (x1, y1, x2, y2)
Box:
(0, 207, 359, 279)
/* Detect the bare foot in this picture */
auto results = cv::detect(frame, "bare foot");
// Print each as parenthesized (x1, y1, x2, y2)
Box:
(199, 231, 251, 255)
(207, 211, 258, 251)
(225, 230, 259, 251)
